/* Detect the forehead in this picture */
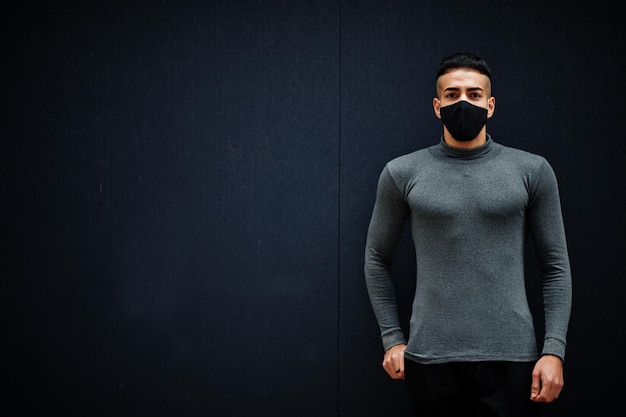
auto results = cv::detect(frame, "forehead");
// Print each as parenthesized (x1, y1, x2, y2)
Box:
(437, 69, 491, 93)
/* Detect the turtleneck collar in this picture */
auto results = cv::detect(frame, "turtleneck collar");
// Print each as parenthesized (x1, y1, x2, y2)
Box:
(432, 134, 499, 162)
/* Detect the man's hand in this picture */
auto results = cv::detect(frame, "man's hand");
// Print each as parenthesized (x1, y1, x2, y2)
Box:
(530, 354, 564, 402)
(382, 344, 407, 380)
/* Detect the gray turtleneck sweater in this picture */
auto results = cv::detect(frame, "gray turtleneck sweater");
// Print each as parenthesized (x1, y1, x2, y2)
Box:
(365, 137, 572, 364)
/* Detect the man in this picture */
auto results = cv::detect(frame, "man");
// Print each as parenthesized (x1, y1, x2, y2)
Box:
(364, 52, 572, 416)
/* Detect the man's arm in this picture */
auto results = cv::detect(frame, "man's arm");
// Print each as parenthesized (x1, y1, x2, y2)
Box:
(527, 159, 572, 402)
(527, 159, 572, 360)
(364, 166, 409, 352)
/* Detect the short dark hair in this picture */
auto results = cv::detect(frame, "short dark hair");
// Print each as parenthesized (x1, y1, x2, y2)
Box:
(436, 52, 492, 81)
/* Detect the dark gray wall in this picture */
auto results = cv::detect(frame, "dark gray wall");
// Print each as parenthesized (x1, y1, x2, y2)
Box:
(3, 1, 624, 416)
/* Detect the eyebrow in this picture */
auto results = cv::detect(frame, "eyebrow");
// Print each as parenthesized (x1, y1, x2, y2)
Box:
(443, 86, 485, 93)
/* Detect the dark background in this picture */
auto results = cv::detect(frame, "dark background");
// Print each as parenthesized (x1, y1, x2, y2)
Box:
(3, 1, 624, 416)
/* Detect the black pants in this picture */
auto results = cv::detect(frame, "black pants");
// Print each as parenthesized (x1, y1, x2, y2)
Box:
(404, 359, 542, 417)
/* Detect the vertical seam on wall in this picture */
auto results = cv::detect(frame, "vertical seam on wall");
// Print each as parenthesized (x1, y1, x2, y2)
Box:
(337, 0, 342, 416)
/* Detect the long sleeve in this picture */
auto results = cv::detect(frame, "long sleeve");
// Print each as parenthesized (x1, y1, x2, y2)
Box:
(364, 166, 410, 351)
(527, 160, 573, 360)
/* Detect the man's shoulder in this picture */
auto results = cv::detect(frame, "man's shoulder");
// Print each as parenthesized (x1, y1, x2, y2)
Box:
(498, 143, 545, 160)
(382, 145, 437, 187)
(497, 143, 549, 168)
(387, 145, 434, 168)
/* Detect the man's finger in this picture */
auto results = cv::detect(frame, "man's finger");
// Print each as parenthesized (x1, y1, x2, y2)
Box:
(530, 372, 541, 401)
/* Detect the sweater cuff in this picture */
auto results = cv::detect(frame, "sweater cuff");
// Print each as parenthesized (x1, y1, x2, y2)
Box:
(541, 337, 567, 361)
(382, 331, 407, 352)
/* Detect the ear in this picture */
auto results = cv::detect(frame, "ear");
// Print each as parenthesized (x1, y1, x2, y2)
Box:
(433, 97, 441, 119)
(487, 96, 496, 118)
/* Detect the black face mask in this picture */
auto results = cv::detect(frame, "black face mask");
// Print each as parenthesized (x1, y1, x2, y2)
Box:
(439, 100, 488, 142)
